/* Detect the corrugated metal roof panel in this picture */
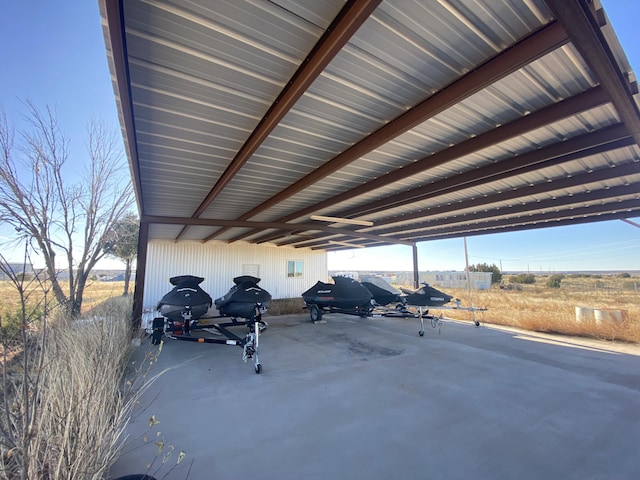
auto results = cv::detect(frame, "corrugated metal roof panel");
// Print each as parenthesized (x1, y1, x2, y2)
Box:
(101, 0, 640, 250)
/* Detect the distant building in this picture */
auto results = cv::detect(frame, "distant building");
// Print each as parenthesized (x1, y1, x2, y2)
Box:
(332, 271, 359, 280)
(0, 263, 36, 281)
(340, 271, 493, 290)
(422, 271, 492, 290)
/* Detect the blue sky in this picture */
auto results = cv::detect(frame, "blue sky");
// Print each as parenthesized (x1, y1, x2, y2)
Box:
(1, 1, 638, 272)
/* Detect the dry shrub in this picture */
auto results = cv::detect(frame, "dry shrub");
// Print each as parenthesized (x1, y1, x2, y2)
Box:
(0, 294, 166, 480)
(31, 297, 135, 478)
(266, 297, 306, 316)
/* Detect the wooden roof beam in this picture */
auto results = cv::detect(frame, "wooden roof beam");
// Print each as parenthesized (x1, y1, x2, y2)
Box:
(102, 0, 145, 215)
(407, 210, 640, 242)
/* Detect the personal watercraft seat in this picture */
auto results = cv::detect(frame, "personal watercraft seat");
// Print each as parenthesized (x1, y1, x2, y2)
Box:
(157, 275, 213, 322)
(214, 276, 272, 320)
(302, 275, 373, 309)
(360, 277, 403, 306)
(400, 283, 453, 307)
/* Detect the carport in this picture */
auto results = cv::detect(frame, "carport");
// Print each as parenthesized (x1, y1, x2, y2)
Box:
(98, 3, 640, 477)
(99, 0, 640, 321)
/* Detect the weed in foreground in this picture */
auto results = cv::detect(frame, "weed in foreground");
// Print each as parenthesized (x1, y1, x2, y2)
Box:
(0, 289, 187, 480)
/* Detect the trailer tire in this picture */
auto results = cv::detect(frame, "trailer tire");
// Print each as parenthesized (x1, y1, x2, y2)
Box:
(310, 304, 323, 322)
(151, 317, 165, 345)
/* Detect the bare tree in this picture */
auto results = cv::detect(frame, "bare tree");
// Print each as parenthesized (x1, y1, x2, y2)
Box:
(0, 102, 135, 318)
(103, 212, 139, 295)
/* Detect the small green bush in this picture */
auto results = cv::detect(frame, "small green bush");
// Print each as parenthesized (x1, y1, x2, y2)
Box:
(546, 274, 564, 288)
(469, 263, 503, 284)
(0, 305, 42, 342)
(511, 273, 536, 284)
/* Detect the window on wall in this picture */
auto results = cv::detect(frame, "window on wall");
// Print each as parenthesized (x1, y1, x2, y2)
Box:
(287, 260, 303, 278)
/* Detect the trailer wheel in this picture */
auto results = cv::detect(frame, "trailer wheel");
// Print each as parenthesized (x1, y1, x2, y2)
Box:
(474, 321, 480, 327)
(310, 304, 323, 322)
(151, 317, 165, 345)
(255, 363, 262, 374)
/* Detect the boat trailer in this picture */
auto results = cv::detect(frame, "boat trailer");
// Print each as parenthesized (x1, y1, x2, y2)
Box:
(305, 299, 487, 336)
(151, 311, 268, 374)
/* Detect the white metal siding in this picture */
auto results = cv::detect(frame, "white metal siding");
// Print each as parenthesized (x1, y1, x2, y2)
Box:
(142, 241, 327, 310)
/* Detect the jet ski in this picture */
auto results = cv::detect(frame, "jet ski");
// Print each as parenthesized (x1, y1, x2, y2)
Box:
(360, 277, 403, 306)
(153, 275, 271, 374)
(300, 276, 482, 337)
(400, 282, 453, 307)
(214, 275, 272, 320)
(157, 275, 213, 322)
(302, 275, 373, 310)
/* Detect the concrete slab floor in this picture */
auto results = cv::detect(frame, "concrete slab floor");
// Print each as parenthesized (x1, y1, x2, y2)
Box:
(109, 313, 640, 480)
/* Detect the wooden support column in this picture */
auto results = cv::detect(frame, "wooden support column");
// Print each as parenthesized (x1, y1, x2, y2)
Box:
(132, 221, 149, 330)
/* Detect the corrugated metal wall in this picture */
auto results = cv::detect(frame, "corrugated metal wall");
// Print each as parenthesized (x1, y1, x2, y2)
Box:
(142, 241, 327, 310)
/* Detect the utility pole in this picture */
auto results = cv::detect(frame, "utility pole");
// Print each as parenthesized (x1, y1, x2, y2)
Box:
(463, 237, 477, 325)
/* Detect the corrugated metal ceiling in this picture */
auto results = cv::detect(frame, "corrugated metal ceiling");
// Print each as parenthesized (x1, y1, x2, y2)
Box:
(100, 0, 640, 251)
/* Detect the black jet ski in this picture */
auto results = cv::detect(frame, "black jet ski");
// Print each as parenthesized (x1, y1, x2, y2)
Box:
(401, 282, 453, 307)
(157, 275, 213, 322)
(302, 275, 373, 310)
(214, 275, 272, 320)
(360, 277, 403, 306)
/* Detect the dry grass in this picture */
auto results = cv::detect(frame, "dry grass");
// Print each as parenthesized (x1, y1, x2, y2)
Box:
(0, 283, 175, 480)
(80, 280, 129, 313)
(0, 279, 127, 318)
(27, 299, 136, 479)
(418, 275, 640, 344)
(266, 297, 307, 316)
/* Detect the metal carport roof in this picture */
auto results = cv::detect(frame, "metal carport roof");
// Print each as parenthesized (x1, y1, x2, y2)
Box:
(100, 0, 640, 252)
